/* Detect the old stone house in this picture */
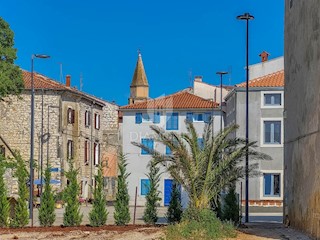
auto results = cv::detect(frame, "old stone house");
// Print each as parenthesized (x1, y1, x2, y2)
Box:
(0, 70, 119, 200)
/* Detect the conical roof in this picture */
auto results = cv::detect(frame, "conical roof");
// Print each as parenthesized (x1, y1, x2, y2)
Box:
(130, 52, 148, 87)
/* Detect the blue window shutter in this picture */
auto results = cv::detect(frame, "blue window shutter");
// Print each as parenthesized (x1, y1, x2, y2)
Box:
(186, 112, 193, 123)
(153, 112, 160, 123)
(166, 146, 172, 155)
(135, 113, 142, 124)
(264, 174, 272, 195)
(141, 179, 150, 195)
(166, 113, 172, 130)
(173, 113, 178, 130)
(148, 139, 154, 150)
(204, 112, 211, 123)
(197, 138, 204, 149)
(141, 138, 153, 155)
(167, 113, 179, 130)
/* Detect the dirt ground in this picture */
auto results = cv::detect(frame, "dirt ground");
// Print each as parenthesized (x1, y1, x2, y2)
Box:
(0, 223, 312, 240)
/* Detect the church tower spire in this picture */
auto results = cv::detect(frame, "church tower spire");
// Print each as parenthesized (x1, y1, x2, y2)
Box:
(129, 51, 149, 104)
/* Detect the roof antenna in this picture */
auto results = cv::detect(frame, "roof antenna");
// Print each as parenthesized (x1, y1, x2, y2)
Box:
(80, 72, 83, 91)
(58, 62, 63, 83)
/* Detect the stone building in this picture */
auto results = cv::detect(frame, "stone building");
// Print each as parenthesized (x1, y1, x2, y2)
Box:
(285, 0, 320, 237)
(0, 70, 119, 200)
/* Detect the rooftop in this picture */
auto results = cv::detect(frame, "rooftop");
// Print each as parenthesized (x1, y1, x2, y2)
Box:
(120, 91, 219, 110)
(236, 70, 284, 88)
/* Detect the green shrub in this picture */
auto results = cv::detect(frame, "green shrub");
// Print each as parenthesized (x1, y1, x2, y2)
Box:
(0, 156, 9, 227)
(166, 208, 236, 240)
(221, 185, 240, 225)
(38, 166, 56, 226)
(166, 182, 182, 224)
(89, 164, 108, 227)
(114, 153, 130, 225)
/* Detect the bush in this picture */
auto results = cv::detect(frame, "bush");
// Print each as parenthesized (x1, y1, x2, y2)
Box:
(38, 166, 56, 226)
(166, 208, 236, 240)
(89, 164, 108, 227)
(0, 156, 9, 227)
(114, 153, 130, 225)
(63, 160, 83, 226)
(166, 182, 182, 224)
(221, 185, 240, 225)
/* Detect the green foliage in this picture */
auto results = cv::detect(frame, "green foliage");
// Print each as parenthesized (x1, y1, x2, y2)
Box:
(166, 208, 236, 240)
(166, 182, 182, 224)
(143, 161, 161, 224)
(0, 17, 24, 100)
(132, 122, 270, 210)
(0, 155, 9, 227)
(63, 160, 83, 226)
(114, 153, 130, 225)
(12, 152, 29, 227)
(38, 166, 56, 226)
(89, 164, 108, 227)
(221, 185, 240, 225)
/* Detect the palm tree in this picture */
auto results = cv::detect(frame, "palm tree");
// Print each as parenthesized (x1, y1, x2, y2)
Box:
(132, 122, 270, 210)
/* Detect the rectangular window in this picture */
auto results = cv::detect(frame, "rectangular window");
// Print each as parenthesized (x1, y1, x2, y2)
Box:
(264, 93, 281, 106)
(85, 110, 91, 127)
(141, 138, 154, 155)
(264, 121, 281, 144)
(166, 113, 179, 130)
(193, 113, 204, 122)
(142, 113, 152, 122)
(0, 145, 5, 157)
(94, 113, 100, 130)
(94, 142, 100, 166)
(67, 108, 75, 124)
(141, 179, 150, 196)
(186, 112, 193, 123)
(84, 140, 90, 165)
(153, 112, 160, 124)
(264, 173, 281, 197)
(67, 140, 73, 159)
(135, 113, 142, 124)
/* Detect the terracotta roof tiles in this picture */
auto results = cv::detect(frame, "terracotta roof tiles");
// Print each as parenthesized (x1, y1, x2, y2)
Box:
(236, 70, 284, 88)
(120, 91, 219, 110)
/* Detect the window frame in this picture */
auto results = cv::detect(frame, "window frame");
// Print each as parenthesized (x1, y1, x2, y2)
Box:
(94, 113, 100, 130)
(140, 178, 150, 196)
(85, 110, 91, 127)
(261, 91, 284, 109)
(166, 112, 179, 130)
(142, 113, 152, 123)
(93, 142, 100, 166)
(67, 108, 75, 124)
(67, 140, 74, 159)
(141, 138, 154, 155)
(84, 140, 90, 165)
(260, 170, 283, 200)
(193, 113, 204, 122)
(260, 117, 283, 147)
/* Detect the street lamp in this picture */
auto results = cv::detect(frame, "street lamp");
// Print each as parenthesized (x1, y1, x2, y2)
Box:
(237, 12, 254, 223)
(216, 71, 228, 132)
(30, 54, 50, 227)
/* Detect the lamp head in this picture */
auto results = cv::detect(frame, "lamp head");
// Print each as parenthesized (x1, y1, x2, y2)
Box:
(237, 13, 254, 21)
(33, 54, 51, 59)
(216, 71, 228, 75)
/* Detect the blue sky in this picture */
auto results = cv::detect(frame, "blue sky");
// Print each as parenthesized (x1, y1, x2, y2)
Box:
(2, 1, 284, 106)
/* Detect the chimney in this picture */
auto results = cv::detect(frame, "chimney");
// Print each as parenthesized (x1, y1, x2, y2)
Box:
(259, 51, 270, 62)
(194, 76, 203, 82)
(66, 75, 71, 87)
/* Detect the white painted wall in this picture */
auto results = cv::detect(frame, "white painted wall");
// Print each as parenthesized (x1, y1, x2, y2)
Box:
(193, 80, 230, 103)
(121, 109, 223, 206)
(249, 57, 284, 80)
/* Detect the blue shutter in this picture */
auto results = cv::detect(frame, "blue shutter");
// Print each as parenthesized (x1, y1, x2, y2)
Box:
(135, 113, 142, 124)
(141, 138, 153, 155)
(264, 174, 272, 195)
(148, 139, 154, 151)
(166, 113, 172, 130)
(204, 112, 211, 123)
(141, 179, 150, 195)
(153, 112, 160, 123)
(197, 138, 204, 150)
(166, 146, 172, 155)
(172, 113, 178, 130)
(186, 112, 193, 123)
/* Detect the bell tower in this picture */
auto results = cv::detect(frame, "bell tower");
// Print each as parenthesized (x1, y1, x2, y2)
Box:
(129, 51, 149, 104)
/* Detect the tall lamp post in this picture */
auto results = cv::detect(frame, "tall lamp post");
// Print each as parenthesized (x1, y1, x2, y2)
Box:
(30, 54, 50, 227)
(237, 12, 254, 223)
(216, 71, 228, 132)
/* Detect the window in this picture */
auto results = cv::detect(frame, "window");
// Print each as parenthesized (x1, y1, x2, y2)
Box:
(141, 179, 150, 196)
(197, 138, 204, 150)
(135, 113, 142, 124)
(67, 140, 73, 159)
(263, 173, 280, 197)
(84, 140, 90, 165)
(94, 113, 100, 130)
(67, 108, 75, 124)
(166, 145, 172, 155)
(166, 113, 179, 130)
(261, 91, 283, 108)
(187, 112, 211, 123)
(0, 145, 5, 157)
(141, 138, 154, 155)
(153, 112, 160, 124)
(142, 113, 152, 122)
(94, 142, 100, 166)
(264, 121, 281, 144)
(85, 110, 91, 127)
